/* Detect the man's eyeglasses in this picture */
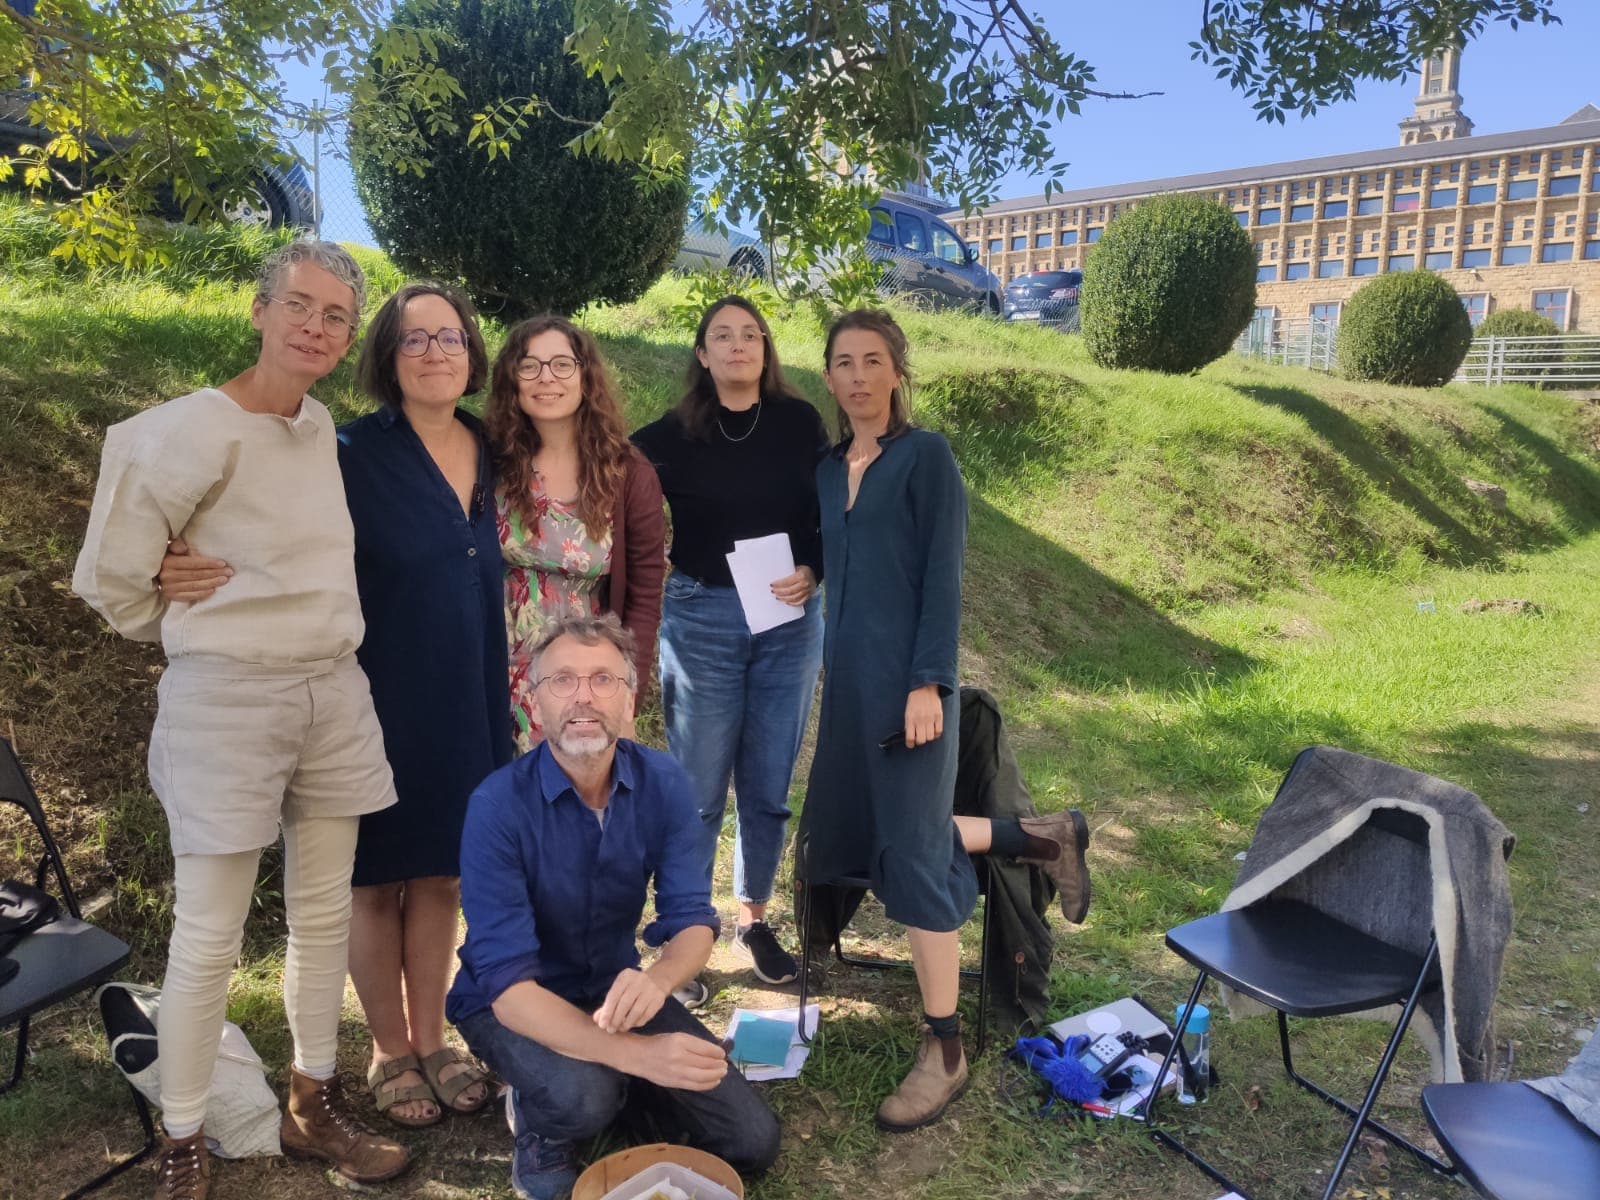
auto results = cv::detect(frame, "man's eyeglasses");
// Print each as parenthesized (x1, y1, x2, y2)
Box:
(534, 670, 626, 698)
(515, 355, 583, 381)
(263, 295, 356, 338)
(399, 328, 468, 357)
(708, 329, 765, 347)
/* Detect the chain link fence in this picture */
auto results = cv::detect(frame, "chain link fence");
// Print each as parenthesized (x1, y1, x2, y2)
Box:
(279, 127, 374, 247)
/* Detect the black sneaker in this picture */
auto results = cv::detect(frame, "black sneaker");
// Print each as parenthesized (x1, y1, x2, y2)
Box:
(672, 976, 710, 1009)
(733, 921, 799, 984)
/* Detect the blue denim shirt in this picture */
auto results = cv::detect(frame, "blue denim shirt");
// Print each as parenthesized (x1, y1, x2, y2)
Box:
(446, 740, 720, 1021)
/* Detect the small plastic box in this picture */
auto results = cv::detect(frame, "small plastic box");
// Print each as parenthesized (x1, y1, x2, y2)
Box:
(598, 1160, 741, 1200)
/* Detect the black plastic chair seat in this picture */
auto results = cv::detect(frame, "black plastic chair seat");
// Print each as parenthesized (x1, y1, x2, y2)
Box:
(1165, 898, 1434, 1017)
(0, 918, 131, 1026)
(1422, 1081, 1600, 1200)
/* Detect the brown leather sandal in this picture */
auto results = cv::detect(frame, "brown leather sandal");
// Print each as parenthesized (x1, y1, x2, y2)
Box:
(366, 1053, 442, 1129)
(418, 1047, 491, 1116)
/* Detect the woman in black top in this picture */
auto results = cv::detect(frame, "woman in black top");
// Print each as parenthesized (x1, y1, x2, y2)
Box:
(632, 296, 827, 994)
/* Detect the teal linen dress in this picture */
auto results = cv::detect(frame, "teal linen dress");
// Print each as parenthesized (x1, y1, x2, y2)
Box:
(801, 428, 978, 932)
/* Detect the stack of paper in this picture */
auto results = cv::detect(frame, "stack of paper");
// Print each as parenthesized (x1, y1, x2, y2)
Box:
(725, 534, 804, 634)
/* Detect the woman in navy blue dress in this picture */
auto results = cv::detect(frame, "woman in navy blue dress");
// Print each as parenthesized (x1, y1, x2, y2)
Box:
(334, 284, 513, 1126)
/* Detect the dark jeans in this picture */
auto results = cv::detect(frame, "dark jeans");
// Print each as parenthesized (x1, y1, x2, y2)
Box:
(457, 996, 781, 1174)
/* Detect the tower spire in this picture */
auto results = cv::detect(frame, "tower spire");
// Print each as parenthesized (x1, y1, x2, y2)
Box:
(1399, 44, 1473, 145)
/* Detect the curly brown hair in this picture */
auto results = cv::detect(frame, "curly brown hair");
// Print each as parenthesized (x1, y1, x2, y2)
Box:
(486, 315, 631, 541)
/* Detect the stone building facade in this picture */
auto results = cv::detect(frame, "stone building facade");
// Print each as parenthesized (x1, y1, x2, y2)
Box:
(947, 77, 1600, 335)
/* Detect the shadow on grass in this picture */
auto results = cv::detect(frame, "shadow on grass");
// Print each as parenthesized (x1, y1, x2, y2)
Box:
(1480, 403, 1600, 536)
(1242, 382, 1511, 564)
(966, 494, 1254, 697)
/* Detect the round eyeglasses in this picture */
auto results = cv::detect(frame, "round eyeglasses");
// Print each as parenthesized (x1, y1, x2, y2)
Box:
(515, 354, 583, 381)
(708, 328, 765, 347)
(399, 327, 468, 357)
(534, 670, 625, 698)
(264, 295, 356, 338)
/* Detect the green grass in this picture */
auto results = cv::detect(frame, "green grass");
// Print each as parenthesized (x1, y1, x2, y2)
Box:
(2, 199, 1597, 1199)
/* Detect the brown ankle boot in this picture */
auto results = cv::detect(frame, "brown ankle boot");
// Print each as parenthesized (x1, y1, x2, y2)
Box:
(875, 1024, 970, 1132)
(153, 1128, 211, 1200)
(1019, 808, 1092, 923)
(281, 1067, 411, 1184)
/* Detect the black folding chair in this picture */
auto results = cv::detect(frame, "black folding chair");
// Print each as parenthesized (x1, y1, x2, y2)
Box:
(1143, 804, 1459, 1200)
(795, 853, 993, 1057)
(1422, 1081, 1600, 1200)
(1, 737, 156, 1197)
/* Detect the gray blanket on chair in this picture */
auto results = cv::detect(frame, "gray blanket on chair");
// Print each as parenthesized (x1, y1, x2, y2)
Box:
(1220, 746, 1515, 1083)
(1528, 1023, 1600, 1136)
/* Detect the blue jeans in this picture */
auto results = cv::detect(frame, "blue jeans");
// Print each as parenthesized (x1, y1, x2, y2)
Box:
(456, 997, 780, 1174)
(658, 574, 823, 904)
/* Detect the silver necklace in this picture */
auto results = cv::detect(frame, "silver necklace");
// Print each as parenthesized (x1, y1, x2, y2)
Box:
(717, 400, 762, 443)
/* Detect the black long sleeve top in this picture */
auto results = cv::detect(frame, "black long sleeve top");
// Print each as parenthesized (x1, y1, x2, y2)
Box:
(631, 394, 829, 589)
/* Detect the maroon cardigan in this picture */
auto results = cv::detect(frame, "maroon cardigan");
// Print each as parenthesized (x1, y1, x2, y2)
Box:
(604, 447, 667, 705)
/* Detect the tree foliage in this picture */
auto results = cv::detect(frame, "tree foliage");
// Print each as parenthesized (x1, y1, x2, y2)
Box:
(1474, 308, 1560, 339)
(1337, 271, 1475, 386)
(1079, 193, 1258, 374)
(0, 1, 1562, 272)
(350, 0, 685, 320)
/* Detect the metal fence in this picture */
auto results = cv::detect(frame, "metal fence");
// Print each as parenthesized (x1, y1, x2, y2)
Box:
(1454, 335, 1600, 388)
(1234, 315, 1339, 372)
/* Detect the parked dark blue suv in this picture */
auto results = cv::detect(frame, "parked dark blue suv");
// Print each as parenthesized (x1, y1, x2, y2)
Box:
(1003, 269, 1082, 330)
(867, 194, 1001, 314)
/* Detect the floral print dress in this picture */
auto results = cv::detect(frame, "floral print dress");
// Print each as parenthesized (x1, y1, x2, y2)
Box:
(499, 476, 613, 753)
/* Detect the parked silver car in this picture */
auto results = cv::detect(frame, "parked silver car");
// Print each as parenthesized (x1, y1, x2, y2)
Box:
(673, 217, 768, 278)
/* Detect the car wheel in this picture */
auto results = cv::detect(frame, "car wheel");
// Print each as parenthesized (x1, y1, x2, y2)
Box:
(222, 175, 290, 228)
(728, 246, 766, 281)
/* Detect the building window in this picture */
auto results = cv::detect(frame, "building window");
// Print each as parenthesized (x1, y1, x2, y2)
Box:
(1234, 211, 1250, 227)
(1255, 207, 1281, 226)
(1356, 197, 1384, 216)
(1541, 242, 1574, 263)
(1387, 254, 1415, 272)
(1058, 230, 1078, 246)
(1322, 199, 1349, 219)
(1585, 240, 1600, 261)
(1424, 251, 1453, 270)
(1086, 227, 1103, 242)
(1035, 233, 1052, 249)
(1310, 302, 1341, 326)
(988, 238, 1003, 254)
(1533, 289, 1570, 330)
(1429, 188, 1458, 208)
(1284, 262, 1310, 280)
(1500, 245, 1532, 265)
(1461, 248, 1492, 268)
(1547, 175, 1581, 197)
(1352, 257, 1379, 275)
(1256, 264, 1278, 282)
(1010, 235, 1027, 251)
(1460, 294, 1488, 326)
(1506, 179, 1538, 201)
(1290, 203, 1315, 222)
(1466, 183, 1496, 205)
(1317, 260, 1345, 278)
(1392, 193, 1420, 212)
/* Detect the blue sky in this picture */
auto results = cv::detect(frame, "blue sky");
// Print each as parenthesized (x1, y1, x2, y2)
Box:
(296, 2, 1600, 245)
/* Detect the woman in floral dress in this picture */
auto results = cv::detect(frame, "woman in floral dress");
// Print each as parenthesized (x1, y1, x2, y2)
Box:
(485, 315, 666, 752)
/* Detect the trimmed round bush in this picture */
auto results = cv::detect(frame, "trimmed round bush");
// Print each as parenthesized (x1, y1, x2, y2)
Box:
(351, 0, 687, 320)
(1336, 271, 1474, 387)
(1475, 309, 1560, 339)
(1079, 193, 1257, 374)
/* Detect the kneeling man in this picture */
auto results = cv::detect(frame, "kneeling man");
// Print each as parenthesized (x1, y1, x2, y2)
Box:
(447, 614, 781, 1199)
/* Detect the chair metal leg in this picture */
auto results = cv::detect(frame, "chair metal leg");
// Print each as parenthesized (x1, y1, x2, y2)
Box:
(1275, 940, 1455, 1198)
(63, 1083, 158, 1199)
(1, 1015, 29, 1095)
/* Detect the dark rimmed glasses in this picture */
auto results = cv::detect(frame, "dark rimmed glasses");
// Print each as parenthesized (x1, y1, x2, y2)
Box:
(515, 354, 583, 381)
(399, 327, 468, 357)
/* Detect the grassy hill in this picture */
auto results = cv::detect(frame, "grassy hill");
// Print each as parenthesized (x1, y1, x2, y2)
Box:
(3, 201, 1598, 1199)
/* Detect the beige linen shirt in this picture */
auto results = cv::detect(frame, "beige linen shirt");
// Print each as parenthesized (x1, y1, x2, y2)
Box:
(73, 387, 365, 666)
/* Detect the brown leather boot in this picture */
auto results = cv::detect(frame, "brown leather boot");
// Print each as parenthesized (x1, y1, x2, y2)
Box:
(1019, 808, 1092, 923)
(153, 1128, 211, 1200)
(875, 1024, 970, 1132)
(281, 1067, 411, 1184)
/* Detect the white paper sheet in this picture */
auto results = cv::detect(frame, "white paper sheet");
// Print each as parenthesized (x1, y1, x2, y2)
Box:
(722, 1004, 821, 1082)
(726, 533, 804, 635)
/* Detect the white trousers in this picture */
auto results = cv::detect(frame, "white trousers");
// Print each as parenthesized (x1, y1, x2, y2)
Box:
(157, 814, 360, 1135)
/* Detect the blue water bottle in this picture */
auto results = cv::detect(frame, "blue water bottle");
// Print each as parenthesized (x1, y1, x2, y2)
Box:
(1174, 1002, 1211, 1102)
